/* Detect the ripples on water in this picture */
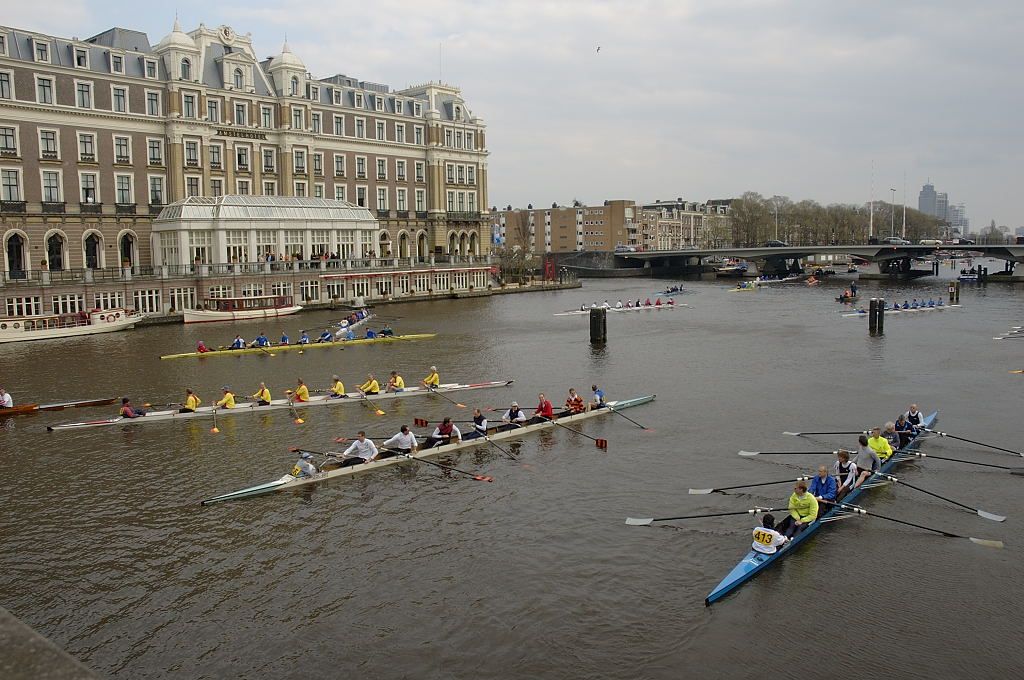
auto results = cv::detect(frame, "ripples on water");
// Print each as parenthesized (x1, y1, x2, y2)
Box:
(1, 262, 1021, 678)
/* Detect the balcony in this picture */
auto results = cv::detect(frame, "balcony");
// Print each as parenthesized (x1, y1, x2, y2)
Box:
(209, 161, 222, 170)
(334, 171, 345, 178)
(79, 153, 96, 163)
(377, 173, 387, 181)
(356, 172, 367, 180)
(0, 148, 18, 158)
(79, 202, 103, 215)
(41, 201, 66, 214)
(237, 164, 250, 173)
(448, 211, 482, 222)
(377, 209, 391, 218)
(264, 165, 276, 174)
(148, 157, 164, 167)
(396, 210, 409, 219)
(415, 211, 428, 219)
(415, 176, 425, 183)
(397, 174, 407, 182)
(115, 155, 130, 164)
(294, 167, 307, 176)
(185, 159, 199, 167)
(149, 203, 164, 215)
(0, 200, 26, 213)
(40, 150, 59, 160)
(115, 203, 136, 215)
(314, 169, 324, 177)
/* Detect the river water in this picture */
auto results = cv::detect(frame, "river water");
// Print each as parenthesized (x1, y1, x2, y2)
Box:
(1, 260, 1021, 679)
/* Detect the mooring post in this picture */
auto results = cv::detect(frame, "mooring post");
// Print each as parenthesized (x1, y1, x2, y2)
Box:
(868, 298, 878, 334)
(954, 280, 961, 302)
(876, 297, 885, 334)
(982, 266, 988, 282)
(590, 307, 607, 343)
(948, 282, 955, 302)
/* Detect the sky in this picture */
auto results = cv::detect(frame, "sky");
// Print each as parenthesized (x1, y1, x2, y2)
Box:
(9, 0, 1023, 227)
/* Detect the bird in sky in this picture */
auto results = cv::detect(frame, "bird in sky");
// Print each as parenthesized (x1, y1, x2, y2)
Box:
(596, 46, 601, 53)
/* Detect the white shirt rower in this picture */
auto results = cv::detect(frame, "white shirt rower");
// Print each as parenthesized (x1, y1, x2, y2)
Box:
(342, 435, 379, 462)
(431, 423, 462, 440)
(381, 427, 419, 453)
(502, 402, 528, 424)
(0, 388, 12, 408)
(615, 300, 623, 308)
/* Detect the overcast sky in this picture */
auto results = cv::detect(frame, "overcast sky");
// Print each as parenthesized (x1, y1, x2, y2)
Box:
(10, 1, 1023, 226)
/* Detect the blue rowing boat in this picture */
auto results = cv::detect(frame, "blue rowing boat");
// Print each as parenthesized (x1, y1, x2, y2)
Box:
(704, 411, 938, 606)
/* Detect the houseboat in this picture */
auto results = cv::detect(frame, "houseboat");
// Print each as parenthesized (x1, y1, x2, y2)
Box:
(0, 309, 141, 344)
(183, 295, 303, 324)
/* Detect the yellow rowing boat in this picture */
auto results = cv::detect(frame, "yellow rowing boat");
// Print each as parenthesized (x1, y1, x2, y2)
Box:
(160, 334, 437, 360)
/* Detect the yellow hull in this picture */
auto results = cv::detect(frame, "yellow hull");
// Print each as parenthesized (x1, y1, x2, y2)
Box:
(160, 334, 436, 359)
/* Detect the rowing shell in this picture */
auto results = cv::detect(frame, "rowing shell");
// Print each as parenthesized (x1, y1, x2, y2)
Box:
(160, 334, 436, 360)
(200, 395, 656, 504)
(46, 381, 513, 431)
(0, 397, 118, 417)
(704, 410, 938, 606)
(842, 305, 960, 318)
(553, 306, 683, 316)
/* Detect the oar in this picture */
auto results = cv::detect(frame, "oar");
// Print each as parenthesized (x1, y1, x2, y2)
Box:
(924, 429, 1023, 458)
(211, 405, 220, 434)
(357, 392, 386, 416)
(626, 506, 789, 526)
(874, 473, 1006, 521)
(894, 449, 1024, 474)
(689, 476, 811, 495)
(256, 345, 276, 357)
(143, 401, 182, 409)
(396, 452, 494, 482)
(427, 386, 467, 409)
(283, 392, 306, 424)
(739, 449, 840, 457)
(824, 502, 1004, 548)
(783, 430, 866, 436)
(606, 405, 651, 431)
(1010, 370, 1024, 375)
(535, 415, 608, 450)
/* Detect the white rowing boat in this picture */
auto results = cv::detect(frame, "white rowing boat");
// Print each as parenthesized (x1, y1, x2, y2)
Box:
(842, 304, 960, 318)
(553, 305, 684, 316)
(200, 395, 656, 504)
(46, 381, 513, 431)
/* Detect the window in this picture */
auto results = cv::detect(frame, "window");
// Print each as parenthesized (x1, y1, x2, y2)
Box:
(52, 294, 85, 315)
(314, 183, 324, 198)
(333, 89, 342, 105)
(396, 160, 406, 181)
(414, 102, 422, 116)
(444, 129, 453, 147)
(76, 82, 93, 108)
(1, 169, 21, 200)
(0, 126, 15, 155)
(114, 136, 130, 163)
(39, 130, 58, 158)
(376, 158, 386, 180)
(180, 58, 192, 80)
(396, 124, 405, 144)
(457, 192, 466, 211)
(208, 178, 221, 197)
(293, 150, 306, 173)
(468, 166, 476, 185)
(185, 141, 199, 166)
(263, 148, 276, 172)
(466, 132, 475, 150)
(0, 72, 10, 100)
(207, 100, 220, 123)
(313, 153, 323, 175)
(263, 181, 276, 195)
(115, 175, 133, 204)
(414, 125, 424, 145)
(397, 188, 407, 211)
(78, 134, 95, 161)
(291, 108, 304, 130)
(7, 296, 42, 317)
(149, 176, 164, 205)
(447, 191, 455, 212)
(146, 91, 160, 116)
(457, 165, 465, 184)
(311, 113, 321, 134)
(395, 100, 404, 114)
(169, 287, 198, 310)
(334, 114, 344, 136)
(454, 105, 462, 120)
(133, 289, 162, 314)
(376, 121, 385, 140)
(415, 161, 425, 182)
(356, 186, 367, 207)
(35, 41, 49, 63)
(75, 48, 88, 68)
(234, 103, 247, 125)
(294, 181, 307, 197)
(209, 145, 222, 168)
(233, 68, 244, 89)
(111, 54, 124, 74)
(468, 193, 476, 212)
(145, 59, 157, 78)
(333, 154, 345, 177)
(0, 36, 6, 56)
(261, 106, 272, 128)
(183, 93, 196, 118)
(187, 176, 201, 197)
(355, 118, 365, 138)
(456, 131, 463, 148)
(236, 146, 250, 171)
(355, 92, 363, 108)
(290, 76, 300, 97)
(112, 86, 127, 113)
(80, 173, 97, 203)
(375, 95, 384, 112)
(148, 138, 163, 164)
(36, 77, 53, 104)
(237, 179, 250, 195)
(41, 170, 61, 202)
(446, 164, 455, 183)
(94, 292, 125, 310)
(356, 156, 366, 179)
(334, 185, 346, 201)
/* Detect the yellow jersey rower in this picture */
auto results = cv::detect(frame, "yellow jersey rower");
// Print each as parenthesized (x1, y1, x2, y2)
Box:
(216, 387, 236, 409)
(422, 365, 440, 389)
(292, 379, 310, 402)
(867, 426, 894, 461)
(180, 389, 201, 413)
(251, 382, 271, 406)
(329, 375, 346, 399)
(386, 370, 405, 393)
(359, 374, 380, 395)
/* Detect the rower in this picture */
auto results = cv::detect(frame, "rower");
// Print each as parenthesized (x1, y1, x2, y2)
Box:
(644, 298, 651, 306)
(533, 392, 554, 422)
(626, 300, 633, 308)
(380, 425, 419, 458)
(580, 304, 587, 311)
(776, 480, 819, 538)
(867, 426, 894, 461)
(894, 414, 914, 447)
(936, 298, 944, 306)
(615, 299, 623, 309)
(217, 387, 237, 409)
(386, 371, 405, 393)
(655, 298, 662, 306)
(291, 451, 319, 478)
(751, 514, 789, 555)
(502, 401, 528, 425)
(179, 388, 201, 413)
(882, 421, 900, 451)
(343, 328, 356, 341)
(119, 397, 146, 418)
(365, 328, 378, 339)
(565, 388, 585, 414)
(590, 302, 597, 309)
(833, 450, 857, 501)
(423, 417, 462, 448)
(905, 404, 924, 432)
(0, 387, 12, 409)
(589, 384, 606, 411)
(292, 379, 310, 402)
(911, 298, 920, 309)
(328, 375, 346, 399)
(230, 335, 245, 350)
(471, 408, 488, 436)
(902, 300, 910, 309)
(298, 330, 311, 345)
(422, 366, 440, 389)
(380, 324, 395, 337)
(853, 434, 881, 487)
(634, 298, 641, 307)
(338, 431, 379, 466)
(601, 299, 611, 308)
(253, 332, 271, 348)
(809, 464, 837, 510)
(359, 374, 380, 395)
(279, 331, 290, 345)
(251, 382, 272, 406)
(667, 298, 675, 306)
(927, 298, 935, 307)
(317, 328, 333, 343)
(195, 341, 210, 354)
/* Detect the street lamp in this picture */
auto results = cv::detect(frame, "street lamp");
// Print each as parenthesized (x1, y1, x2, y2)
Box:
(890, 188, 896, 237)
(770, 195, 781, 241)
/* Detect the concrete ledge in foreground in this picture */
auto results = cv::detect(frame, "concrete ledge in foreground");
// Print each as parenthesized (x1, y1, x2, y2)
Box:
(0, 606, 100, 680)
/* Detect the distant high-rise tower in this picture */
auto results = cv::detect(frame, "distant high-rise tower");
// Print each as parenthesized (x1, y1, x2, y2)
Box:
(918, 181, 937, 217)
(936, 193, 949, 222)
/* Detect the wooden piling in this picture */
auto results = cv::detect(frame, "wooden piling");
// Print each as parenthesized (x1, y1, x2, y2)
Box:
(876, 297, 885, 334)
(868, 298, 878, 334)
(590, 307, 607, 343)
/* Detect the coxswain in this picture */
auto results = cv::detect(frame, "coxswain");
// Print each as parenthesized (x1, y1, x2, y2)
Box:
(615, 299, 623, 309)
(119, 397, 146, 418)
(380, 425, 419, 458)
(317, 328, 333, 343)
(470, 408, 488, 436)
(867, 426, 894, 461)
(386, 371, 405, 393)
(279, 331, 290, 345)
(565, 388, 585, 414)
(589, 384, 606, 410)
(216, 387, 236, 409)
(328, 375, 346, 399)
(291, 451, 318, 478)
(422, 366, 440, 389)
(751, 514, 789, 555)
(777, 480, 819, 538)
(833, 450, 857, 501)
(905, 404, 924, 432)
(380, 324, 395, 337)
(423, 417, 462, 448)
(339, 431, 379, 466)
(365, 328, 378, 339)
(853, 434, 881, 487)
(298, 330, 311, 345)
(359, 374, 380, 395)
(292, 379, 310, 402)
(0, 387, 12, 409)
(882, 421, 900, 451)
(230, 335, 245, 350)
(894, 414, 914, 448)
(534, 393, 554, 421)
(251, 382, 272, 406)
(502, 401, 528, 425)
(195, 341, 210, 354)
(179, 388, 201, 413)
(809, 464, 837, 510)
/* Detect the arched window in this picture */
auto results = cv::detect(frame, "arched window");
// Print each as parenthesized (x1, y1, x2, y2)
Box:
(469, 232, 479, 256)
(5, 232, 27, 279)
(416, 232, 428, 261)
(180, 58, 191, 80)
(84, 232, 102, 269)
(233, 68, 244, 89)
(46, 232, 66, 271)
(119, 232, 136, 268)
(290, 76, 299, 96)
(448, 233, 458, 255)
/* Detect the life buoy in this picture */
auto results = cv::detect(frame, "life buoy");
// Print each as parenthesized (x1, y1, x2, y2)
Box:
(114, 312, 120, 319)
(98, 315, 106, 321)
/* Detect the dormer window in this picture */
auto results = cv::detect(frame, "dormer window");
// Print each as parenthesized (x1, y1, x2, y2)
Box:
(74, 48, 89, 68)
(111, 53, 124, 74)
(333, 89, 342, 105)
(180, 58, 192, 81)
(355, 92, 363, 108)
(34, 41, 49, 63)
(454, 105, 462, 120)
(145, 59, 158, 79)
(290, 76, 299, 96)
(375, 96, 384, 112)
(413, 102, 422, 116)
(233, 68, 244, 89)
(395, 100, 403, 115)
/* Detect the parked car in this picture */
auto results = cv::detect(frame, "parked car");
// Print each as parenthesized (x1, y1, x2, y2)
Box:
(951, 238, 975, 246)
(882, 237, 911, 245)
(764, 240, 789, 247)
(919, 238, 944, 246)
